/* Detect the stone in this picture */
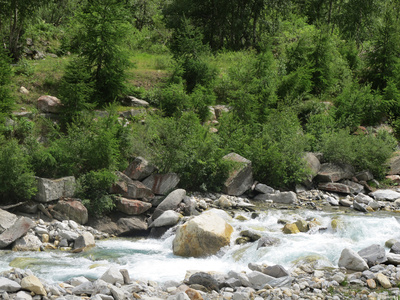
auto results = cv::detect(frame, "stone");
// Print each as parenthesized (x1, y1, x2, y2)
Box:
(73, 232, 95, 252)
(341, 180, 364, 193)
(247, 271, 292, 289)
(0, 209, 18, 234)
(59, 230, 79, 241)
(222, 153, 253, 196)
(109, 285, 125, 300)
(357, 244, 387, 267)
(123, 96, 149, 107)
(101, 267, 124, 285)
(303, 152, 321, 186)
(12, 234, 42, 251)
(388, 153, 400, 175)
(318, 182, 352, 194)
(142, 173, 180, 195)
(354, 193, 374, 204)
(116, 216, 148, 235)
(19, 86, 29, 95)
(267, 192, 298, 204)
(263, 265, 290, 278)
(240, 230, 261, 241)
(316, 163, 354, 182)
(216, 195, 232, 209)
(338, 248, 369, 271)
(70, 277, 90, 287)
(282, 223, 300, 234)
(370, 189, 400, 201)
(149, 210, 181, 228)
(35, 176, 76, 203)
(53, 199, 88, 225)
(112, 172, 154, 200)
(124, 157, 157, 181)
(385, 239, 399, 248)
(366, 279, 376, 289)
(353, 200, 368, 212)
(15, 291, 32, 300)
(254, 184, 274, 194)
(0, 277, 22, 292)
(257, 235, 280, 249)
(376, 273, 391, 288)
(71, 281, 94, 295)
(116, 198, 152, 215)
(173, 211, 233, 257)
(120, 269, 131, 284)
(390, 242, 400, 254)
(356, 170, 374, 182)
(295, 219, 309, 232)
(188, 272, 219, 291)
(37, 95, 62, 113)
(21, 275, 47, 296)
(0, 217, 35, 248)
(185, 288, 203, 300)
(386, 253, 400, 265)
(152, 189, 186, 220)
(168, 292, 191, 300)
(339, 198, 353, 207)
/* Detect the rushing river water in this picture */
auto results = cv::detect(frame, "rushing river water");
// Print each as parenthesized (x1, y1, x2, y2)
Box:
(1, 209, 400, 284)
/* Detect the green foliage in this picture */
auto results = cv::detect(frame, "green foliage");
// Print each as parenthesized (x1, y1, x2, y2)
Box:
(76, 169, 117, 216)
(131, 112, 229, 191)
(0, 137, 37, 202)
(72, 0, 132, 103)
(334, 82, 386, 130)
(59, 57, 95, 123)
(0, 49, 14, 115)
(317, 129, 397, 178)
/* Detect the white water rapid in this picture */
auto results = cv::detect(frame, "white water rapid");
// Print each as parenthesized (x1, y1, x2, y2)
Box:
(1, 209, 400, 284)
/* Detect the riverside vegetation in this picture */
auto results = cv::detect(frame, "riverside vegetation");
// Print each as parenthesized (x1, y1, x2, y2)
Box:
(2, 0, 400, 299)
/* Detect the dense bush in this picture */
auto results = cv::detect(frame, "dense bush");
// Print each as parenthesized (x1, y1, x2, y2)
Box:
(0, 137, 37, 202)
(0, 48, 14, 116)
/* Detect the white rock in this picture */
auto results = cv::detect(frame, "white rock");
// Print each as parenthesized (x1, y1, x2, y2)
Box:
(100, 267, 124, 285)
(70, 276, 90, 287)
(15, 291, 32, 300)
(150, 210, 181, 228)
(338, 248, 369, 271)
(0, 277, 22, 292)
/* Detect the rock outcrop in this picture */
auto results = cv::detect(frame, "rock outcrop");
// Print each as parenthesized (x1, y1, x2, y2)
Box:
(35, 176, 76, 203)
(222, 153, 253, 196)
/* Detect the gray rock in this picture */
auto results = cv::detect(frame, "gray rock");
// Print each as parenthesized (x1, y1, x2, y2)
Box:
(390, 242, 400, 254)
(386, 253, 400, 265)
(35, 176, 76, 202)
(227, 271, 251, 287)
(92, 279, 110, 295)
(70, 276, 90, 287)
(167, 292, 190, 300)
(338, 248, 369, 271)
(339, 198, 353, 207)
(254, 184, 274, 194)
(15, 291, 32, 300)
(257, 235, 280, 249)
(149, 210, 181, 228)
(152, 189, 186, 220)
(318, 182, 352, 194)
(59, 230, 80, 241)
(388, 154, 400, 175)
(316, 163, 354, 183)
(12, 234, 42, 251)
(73, 232, 95, 252)
(267, 192, 297, 204)
(142, 173, 180, 195)
(123, 96, 149, 107)
(37, 95, 62, 113)
(341, 180, 364, 194)
(0, 209, 18, 234)
(109, 285, 125, 300)
(263, 265, 290, 278)
(222, 153, 253, 196)
(370, 189, 400, 201)
(112, 173, 154, 200)
(72, 281, 94, 295)
(353, 200, 368, 212)
(188, 272, 219, 291)
(303, 152, 321, 186)
(53, 199, 88, 225)
(123, 157, 157, 181)
(116, 216, 148, 235)
(0, 277, 22, 292)
(100, 267, 124, 285)
(0, 217, 35, 248)
(355, 170, 374, 181)
(354, 193, 374, 204)
(247, 271, 292, 289)
(358, 244, 387, 267)
(115, 198, 152, 215)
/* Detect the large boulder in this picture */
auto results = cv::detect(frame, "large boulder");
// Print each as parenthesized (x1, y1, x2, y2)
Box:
(318, 182, 352, 194)
(115, 198, 152, 215)
(37, 95, 62, 113)
(0, 209, 18, 234)
(358, 244, 387, 267)
(0, 277, 21, 292)
(222, 153, 253, 196)
(100, 267, 124, 285)
(338, 248, 369, 271)
(12, 234, 42, 251)
(315, 163, 354, 183)
(303, 152, 321, 186)
(116, 216, 148, 235)
(0, 217, 35, 249)
(36, 176, 76, 203)
(21, 275, 47, 296)
(388, 153, 400, 175)
(173, 211, 233, 257)
(149, 210, 181, 228)
(111, 172, 154, 200)
(142, 173, 180, 195)
(124, 157, 157, 181)
(370, 189, 400, 201)
(267, 192, 298, 204)
(73, 232, 95, 252)
(152, 189, 186, 220)
(53, 199, 88, 225)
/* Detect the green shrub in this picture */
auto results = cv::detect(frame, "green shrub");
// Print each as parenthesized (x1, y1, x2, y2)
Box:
(0, 137, 37, 203)
(131, 112, 229, 191)
(0, 48, 14, 116)
(159, 83, 190, 117)
(76, 169, 117, 216)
